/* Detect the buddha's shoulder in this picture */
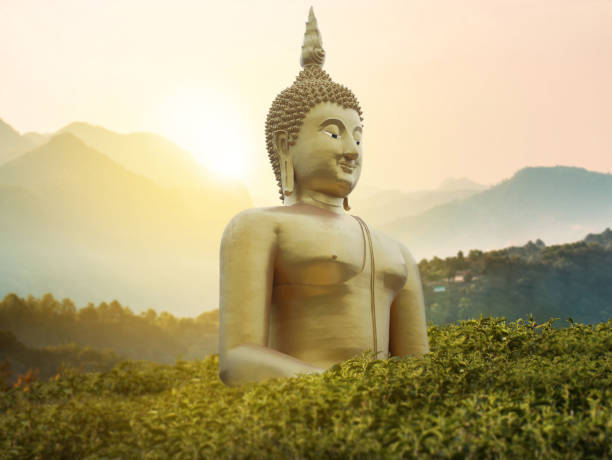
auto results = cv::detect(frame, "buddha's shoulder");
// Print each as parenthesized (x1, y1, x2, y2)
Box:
(222, 206, 293, 237)
(224, 207, 279, 229)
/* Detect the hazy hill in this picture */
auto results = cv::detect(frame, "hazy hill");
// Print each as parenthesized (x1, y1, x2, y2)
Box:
(0, 119, 47, 164)
(350, 179, 487, 226)
(384, 166, 612, 260)
(0, 134, 251, 315)
(58, 122, 234, 191)
(438, 177, 488, 192)
(0, 118, 249, 199)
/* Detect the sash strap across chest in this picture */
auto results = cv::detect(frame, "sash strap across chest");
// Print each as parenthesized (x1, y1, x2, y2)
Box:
(351, 215, 378, 356)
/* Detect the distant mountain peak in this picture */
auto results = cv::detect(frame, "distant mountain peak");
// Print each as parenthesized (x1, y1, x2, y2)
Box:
(1, 119, 47, 164)
(0, 118, 21, 137)
(384, 165, 612, 260)
(58, 121, 167, 144)
(59, 121, 113, 135)
(502, 166, 612, 192)
(47, 132, 87, 148)
(56, 122, 227, 190)
(511, 165, 602, 180)
(438, 177, 487, 191)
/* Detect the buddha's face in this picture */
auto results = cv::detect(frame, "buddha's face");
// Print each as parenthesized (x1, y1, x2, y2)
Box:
(289, 102, 363, 198)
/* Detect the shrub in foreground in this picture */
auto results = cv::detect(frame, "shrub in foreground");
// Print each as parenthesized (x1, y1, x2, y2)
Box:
(0, 317, 610, 459)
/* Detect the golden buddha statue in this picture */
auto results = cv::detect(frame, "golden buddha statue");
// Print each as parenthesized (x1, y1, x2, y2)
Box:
(218, 8, 429, 386)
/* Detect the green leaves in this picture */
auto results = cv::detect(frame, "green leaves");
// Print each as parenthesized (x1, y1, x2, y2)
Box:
(0, 318, 610, 459)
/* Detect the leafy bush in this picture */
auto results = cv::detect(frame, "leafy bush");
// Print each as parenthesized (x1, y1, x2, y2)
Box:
(1, 317, 610, 459)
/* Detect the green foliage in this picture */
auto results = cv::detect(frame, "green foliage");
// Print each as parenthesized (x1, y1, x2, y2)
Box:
(1, 318, 610, 459)
(584, 228, 612, 249)
(419, 229, 612, 325)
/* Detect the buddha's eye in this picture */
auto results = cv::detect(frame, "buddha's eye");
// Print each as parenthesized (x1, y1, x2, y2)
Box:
(323, 130, 341, 140)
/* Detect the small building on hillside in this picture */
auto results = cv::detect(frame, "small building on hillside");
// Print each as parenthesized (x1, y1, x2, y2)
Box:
(453, 270, 477, 283)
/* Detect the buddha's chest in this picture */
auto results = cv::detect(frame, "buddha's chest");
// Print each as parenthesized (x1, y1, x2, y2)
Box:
(274, 216, 407, 293)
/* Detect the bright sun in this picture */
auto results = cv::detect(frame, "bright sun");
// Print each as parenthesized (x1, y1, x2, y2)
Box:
(158, 87, 252, 181)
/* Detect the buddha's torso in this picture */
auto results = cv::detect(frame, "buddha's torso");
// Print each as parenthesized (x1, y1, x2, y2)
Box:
(265, 204, 408, 368)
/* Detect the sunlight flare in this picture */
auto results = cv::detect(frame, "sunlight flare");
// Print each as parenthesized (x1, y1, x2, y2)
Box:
(157, 86, 251, 180)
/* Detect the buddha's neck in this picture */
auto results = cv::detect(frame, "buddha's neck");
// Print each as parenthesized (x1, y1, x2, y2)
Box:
(284, 189, 346, 215)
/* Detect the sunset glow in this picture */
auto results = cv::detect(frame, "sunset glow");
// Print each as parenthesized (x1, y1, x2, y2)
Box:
(156, 86, 251, 180)
(1, 0, 611, 204)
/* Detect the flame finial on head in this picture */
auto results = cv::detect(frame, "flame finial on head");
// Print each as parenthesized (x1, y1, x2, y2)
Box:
(300, 7, 326, 68)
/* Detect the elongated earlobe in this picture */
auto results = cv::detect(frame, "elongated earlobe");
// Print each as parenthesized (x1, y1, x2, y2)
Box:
(343, 197, 350, 211)
(282, 158, 294, 197)
(273, 130, 294, 200)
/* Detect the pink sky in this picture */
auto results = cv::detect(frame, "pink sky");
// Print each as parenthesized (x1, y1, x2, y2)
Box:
(1, 0, 611, 204)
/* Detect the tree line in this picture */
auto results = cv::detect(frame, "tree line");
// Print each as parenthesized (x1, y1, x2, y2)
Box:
(0, 292, 219, 360)
(418, 228, 612, 325)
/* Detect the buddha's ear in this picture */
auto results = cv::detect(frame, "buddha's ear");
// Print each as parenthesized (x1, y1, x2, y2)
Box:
(273, 130, 290, 160)
(273, 130, 294, 197)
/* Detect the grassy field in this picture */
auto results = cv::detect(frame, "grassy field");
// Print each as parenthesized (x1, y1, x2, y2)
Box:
(1, 317, 610, 459)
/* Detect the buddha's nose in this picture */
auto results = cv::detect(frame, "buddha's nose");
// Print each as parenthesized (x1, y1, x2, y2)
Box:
(342, 151, 359, 161)
(342, 138, 359, 161)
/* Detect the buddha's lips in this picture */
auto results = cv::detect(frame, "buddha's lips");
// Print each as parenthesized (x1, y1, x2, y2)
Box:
(339, 162, 357, 173)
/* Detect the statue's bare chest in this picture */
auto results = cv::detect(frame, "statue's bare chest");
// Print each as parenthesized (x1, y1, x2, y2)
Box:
(274, 214, 407, 292)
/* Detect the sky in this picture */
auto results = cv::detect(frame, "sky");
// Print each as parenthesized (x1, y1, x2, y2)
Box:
(1, 0, 611, 206)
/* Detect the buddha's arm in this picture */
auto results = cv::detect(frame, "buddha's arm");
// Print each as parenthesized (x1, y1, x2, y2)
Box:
(218, 210, 324, 386)
(389, 245, 430, 357)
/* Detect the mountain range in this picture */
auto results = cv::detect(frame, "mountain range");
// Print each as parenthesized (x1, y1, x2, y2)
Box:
(350, 178, 487, 226)
(57, 122, 224, 190)
(2, 118, 612, 316)
(383, 166, 612, 260)
(0, 120, 251, 316)
(0, 119, 47, 164)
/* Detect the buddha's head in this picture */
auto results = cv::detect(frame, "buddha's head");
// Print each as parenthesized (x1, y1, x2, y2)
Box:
(265, 8, 363, 207)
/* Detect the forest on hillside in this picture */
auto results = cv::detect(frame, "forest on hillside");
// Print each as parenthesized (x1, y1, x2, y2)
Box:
(419, 228, 612, 325)
(0, 293, 218, 385)
(0, 330, 123, 388)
